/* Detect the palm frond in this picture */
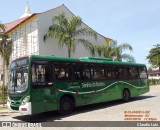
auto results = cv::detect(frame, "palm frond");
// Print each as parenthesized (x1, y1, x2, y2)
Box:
(118, 43, 133, 52)
(75, 28, 97, 40)
(44, 13, 98, 57)
(94, 45, 104, 56)
(121, 54, 135, 62)
(77, 39, 95, 56)
(68, 16, 82, 31)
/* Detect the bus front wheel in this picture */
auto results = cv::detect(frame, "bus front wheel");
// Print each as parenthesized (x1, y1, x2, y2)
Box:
(123, 89, 130, 102)
(59, 97, 73, 115)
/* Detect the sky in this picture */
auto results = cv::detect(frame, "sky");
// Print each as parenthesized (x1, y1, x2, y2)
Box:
(1, 0, 160, 67)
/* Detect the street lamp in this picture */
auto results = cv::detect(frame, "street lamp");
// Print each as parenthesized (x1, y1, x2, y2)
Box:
(0, 38, 11, 106)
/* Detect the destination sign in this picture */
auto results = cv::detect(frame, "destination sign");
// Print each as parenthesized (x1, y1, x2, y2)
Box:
(10, 58, 29, 69)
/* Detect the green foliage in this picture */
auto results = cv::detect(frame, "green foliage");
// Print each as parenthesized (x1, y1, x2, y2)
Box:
(148, 79, 160, 85)
(0, 23, 13, 68)
(94, 40, 135, 62)
(0, 85, 8, 103)
(44, 13, 97, 57)
(147, 44, 160, 70)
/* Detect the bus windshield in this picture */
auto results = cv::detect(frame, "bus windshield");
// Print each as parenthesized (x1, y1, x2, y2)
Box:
(8, 58, 29, 94)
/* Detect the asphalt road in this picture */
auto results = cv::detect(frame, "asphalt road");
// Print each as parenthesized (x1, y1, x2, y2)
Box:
(0, 85, 160, 129)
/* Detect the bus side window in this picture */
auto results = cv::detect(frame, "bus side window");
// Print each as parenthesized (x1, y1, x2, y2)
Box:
(54, 63, 73, 81)
(44, 66, 52, 82)
(126, 67, 132, 78)
(118, 67, 126, 79)
(73, 65, 82, 80)
(131, 67, 139, 78)
(139, 66, 147, 79)
(82, 65, 91, 80)
(93, 66, 105, 80)
(54, 67, 65, 80)
(65, 65, 73, 80)
(107, 65, 116, 80)
(32, 64, 52, 86)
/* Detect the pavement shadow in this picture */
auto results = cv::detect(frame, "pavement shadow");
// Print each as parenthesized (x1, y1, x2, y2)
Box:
(0, 114, 10, 117)
(12, 95, 155, 123)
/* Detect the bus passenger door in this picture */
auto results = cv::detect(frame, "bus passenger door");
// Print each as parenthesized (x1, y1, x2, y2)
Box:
(31, 61, 56, 114)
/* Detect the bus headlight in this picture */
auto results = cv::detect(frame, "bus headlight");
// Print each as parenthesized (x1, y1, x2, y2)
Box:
(21, 96, 30, 105)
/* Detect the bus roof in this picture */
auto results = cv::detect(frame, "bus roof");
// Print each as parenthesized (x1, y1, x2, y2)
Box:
(29, 55, 145, 67)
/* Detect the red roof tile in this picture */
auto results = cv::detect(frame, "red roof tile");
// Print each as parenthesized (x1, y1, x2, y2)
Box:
(5, 14, 37, 33)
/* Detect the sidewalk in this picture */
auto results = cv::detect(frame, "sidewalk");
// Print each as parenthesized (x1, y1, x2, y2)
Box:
(0, 104, 13, 114)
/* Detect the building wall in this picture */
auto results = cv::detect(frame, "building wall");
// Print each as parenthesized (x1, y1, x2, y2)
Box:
(10, 18, 39, 61)
(4, 5, 108, 85)
(37, 5, 106, 58)
(9, 4, 107, 61)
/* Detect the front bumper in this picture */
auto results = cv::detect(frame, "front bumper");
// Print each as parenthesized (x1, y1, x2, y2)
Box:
(7, 101, 32, 115)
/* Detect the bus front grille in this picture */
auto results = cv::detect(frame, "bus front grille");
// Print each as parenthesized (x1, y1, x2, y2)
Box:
(11, 100, 21, 105)
(11, 97, 21, 100)
(11, 106, 19, 111)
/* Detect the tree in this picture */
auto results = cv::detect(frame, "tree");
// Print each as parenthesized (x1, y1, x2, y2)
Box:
(147, 44, 160, 70)
(152, 44, 160, 56)
(0, 23, 12, 69)
(44, 13, 97, 57)
(94, 40, 135, 62)
(0, 23, 12, 106)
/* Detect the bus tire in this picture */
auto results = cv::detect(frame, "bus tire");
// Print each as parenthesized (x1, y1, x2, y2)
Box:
(59, 97, 73, 115)
(123, 89, 130, 102)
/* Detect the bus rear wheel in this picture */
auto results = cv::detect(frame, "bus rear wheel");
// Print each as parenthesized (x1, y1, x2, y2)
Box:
(123, 89, 130, 102)
(59, 97, 73, 115)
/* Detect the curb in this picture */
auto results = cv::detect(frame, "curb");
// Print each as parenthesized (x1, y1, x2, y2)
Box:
(0, 107, 17, 114)
(0, 101, 7, 104)
(0, 104, 17, 114)
(0, 112, 10, 114)
(0, 110, 17, 114)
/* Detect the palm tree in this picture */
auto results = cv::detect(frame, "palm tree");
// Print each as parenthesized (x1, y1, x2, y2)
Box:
(0, 24, 5, 33)
(95, 40, 135, 62)
(0, 23, 13, 69)
(44, 13, 97, 57)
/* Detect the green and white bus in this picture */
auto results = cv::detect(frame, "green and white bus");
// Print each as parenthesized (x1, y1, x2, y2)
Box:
(7, 55, 149, 115)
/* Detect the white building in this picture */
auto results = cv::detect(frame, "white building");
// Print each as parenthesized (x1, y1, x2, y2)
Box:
(1, 4, 112, 85)
(5, 4, 111, 61)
